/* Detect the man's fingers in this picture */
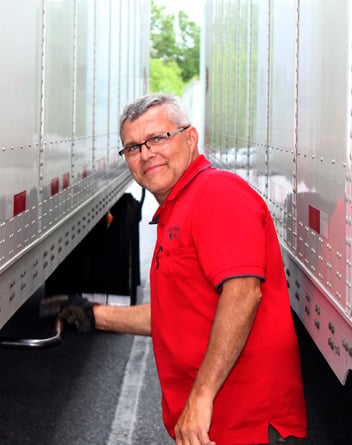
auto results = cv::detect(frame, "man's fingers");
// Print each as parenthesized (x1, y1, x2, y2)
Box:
(175, 428, 216, 445)
(199, 432, 216, 445)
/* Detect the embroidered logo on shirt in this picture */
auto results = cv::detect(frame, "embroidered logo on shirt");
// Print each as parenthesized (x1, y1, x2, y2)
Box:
(167, 225, 180, 240)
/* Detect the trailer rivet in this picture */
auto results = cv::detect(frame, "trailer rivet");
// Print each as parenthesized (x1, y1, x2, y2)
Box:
(328, 322, 335, 334)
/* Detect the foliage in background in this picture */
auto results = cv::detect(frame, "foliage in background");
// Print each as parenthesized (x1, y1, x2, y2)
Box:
(150, 0, 200, 95)
(150, 59, 185, 96)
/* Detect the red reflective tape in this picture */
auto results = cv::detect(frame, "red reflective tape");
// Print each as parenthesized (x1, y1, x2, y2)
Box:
(51, 177, 59, 196)
(309, 205, 320, 234)
(63, 172, 70, 189)
(13, 191, 26, 216)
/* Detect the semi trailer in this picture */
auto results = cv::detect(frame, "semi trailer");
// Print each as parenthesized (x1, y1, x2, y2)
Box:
(203, 0, 352, 384)
(0, 0, 149, 343)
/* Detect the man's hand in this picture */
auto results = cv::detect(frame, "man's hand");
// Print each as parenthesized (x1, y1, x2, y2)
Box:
(60, 293, 96, 333)
(174, 394, 216, 445)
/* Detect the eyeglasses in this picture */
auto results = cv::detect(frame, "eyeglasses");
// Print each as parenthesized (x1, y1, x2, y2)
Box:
(119, 125, 190, 159)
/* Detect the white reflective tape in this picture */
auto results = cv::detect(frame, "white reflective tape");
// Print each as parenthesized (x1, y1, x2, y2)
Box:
(5, 195, 14, 220)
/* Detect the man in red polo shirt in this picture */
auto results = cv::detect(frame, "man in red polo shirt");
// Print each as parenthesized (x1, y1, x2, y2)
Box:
(61, 94, 307, 445)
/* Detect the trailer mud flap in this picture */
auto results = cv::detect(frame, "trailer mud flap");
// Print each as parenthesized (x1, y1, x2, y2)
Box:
(45, 193, 141, 305)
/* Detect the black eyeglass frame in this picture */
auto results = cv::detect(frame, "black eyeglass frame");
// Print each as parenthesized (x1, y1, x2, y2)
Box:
(119, 125, 191, 158)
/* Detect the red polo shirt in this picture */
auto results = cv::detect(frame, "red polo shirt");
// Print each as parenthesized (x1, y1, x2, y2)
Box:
(150, 155, 306, 444)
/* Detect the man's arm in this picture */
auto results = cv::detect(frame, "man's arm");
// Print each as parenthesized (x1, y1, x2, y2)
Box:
(94, 303, 151, 336)
(59, 294, 152, 336)
(174, 276, 262, 445)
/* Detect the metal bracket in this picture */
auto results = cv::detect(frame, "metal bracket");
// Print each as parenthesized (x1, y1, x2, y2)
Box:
(0, 318, 64, 349)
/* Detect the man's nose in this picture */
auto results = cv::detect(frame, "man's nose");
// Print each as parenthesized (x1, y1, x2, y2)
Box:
(140, 142, 154, 160)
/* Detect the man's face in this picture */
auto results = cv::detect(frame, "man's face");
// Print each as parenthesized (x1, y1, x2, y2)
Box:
(121, 106, 199, 204)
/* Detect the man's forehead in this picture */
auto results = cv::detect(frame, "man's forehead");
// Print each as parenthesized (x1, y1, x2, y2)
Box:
(134, 105, 169, 123)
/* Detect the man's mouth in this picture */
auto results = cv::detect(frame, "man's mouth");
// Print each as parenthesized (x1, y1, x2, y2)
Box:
(144, 163, 166, 175)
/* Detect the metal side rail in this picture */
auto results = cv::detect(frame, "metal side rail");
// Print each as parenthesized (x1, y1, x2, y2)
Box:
(0, 317, 64, 349)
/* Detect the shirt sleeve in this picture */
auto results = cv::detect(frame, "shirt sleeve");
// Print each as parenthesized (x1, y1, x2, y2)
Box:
(192, 171, 268, 291)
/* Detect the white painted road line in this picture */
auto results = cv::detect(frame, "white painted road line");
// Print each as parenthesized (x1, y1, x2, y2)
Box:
(107, 335, 152, 445)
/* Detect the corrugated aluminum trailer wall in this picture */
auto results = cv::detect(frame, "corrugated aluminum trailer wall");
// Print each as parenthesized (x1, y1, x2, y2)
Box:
(0, 0, 149, 329)
(203, 0, 352, 384)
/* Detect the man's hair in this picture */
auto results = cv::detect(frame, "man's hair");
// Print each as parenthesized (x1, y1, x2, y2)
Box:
(119, 94, 191, 139)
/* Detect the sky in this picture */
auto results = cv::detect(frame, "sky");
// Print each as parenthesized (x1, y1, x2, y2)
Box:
(156, 0, 205, 26)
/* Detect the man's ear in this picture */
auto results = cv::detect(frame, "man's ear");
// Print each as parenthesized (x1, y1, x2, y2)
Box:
(187, 126, 199, 152)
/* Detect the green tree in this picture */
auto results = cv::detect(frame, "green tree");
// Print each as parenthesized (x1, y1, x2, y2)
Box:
(150, 0, 200, 95)
(177, 11, 201, 83)
(150, 1, 178, 62)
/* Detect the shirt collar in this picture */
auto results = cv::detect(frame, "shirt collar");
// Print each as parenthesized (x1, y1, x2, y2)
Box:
(150, 155, 211, 224)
